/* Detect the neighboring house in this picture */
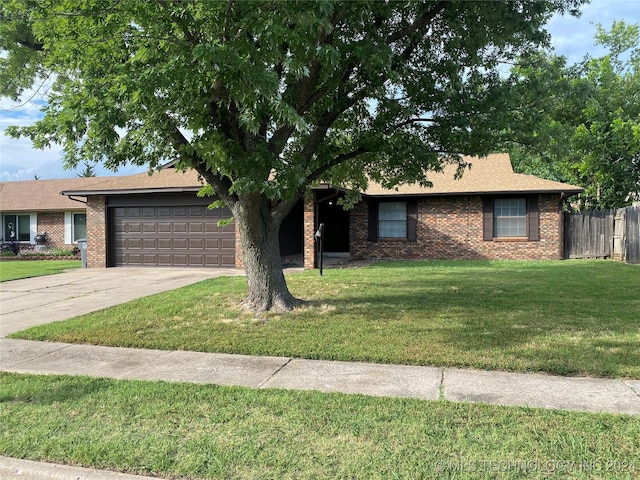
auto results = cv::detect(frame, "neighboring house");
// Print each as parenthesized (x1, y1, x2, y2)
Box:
(58, 153, 584, 269)
(0, 177, 110, 250)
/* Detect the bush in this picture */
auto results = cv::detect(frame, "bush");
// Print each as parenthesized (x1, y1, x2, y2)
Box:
(19, 248, 76, 257)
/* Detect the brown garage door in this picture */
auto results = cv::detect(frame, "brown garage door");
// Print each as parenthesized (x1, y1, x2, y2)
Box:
(110, 195, 235, 267)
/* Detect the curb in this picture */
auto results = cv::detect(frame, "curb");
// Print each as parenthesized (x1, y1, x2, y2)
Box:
(0, 456, 158, 480)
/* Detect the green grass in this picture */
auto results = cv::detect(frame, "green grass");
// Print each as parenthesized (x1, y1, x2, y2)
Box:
(1, 373, 638, 480)
(0, 259, 81, 282)
(10, 260, 640, 378)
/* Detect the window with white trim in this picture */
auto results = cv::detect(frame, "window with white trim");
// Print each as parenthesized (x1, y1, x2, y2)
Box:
(2, 214, 34, 242)
(73, 213, 86, 241)
(494, 198, 526, 237)
(65, 212, 87, 243)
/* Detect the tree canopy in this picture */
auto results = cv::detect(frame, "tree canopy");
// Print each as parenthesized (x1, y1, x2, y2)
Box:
(508, 20, 640, 210)
(1, 0, 586, 311)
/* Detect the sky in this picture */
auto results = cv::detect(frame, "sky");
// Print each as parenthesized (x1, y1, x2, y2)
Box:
(1, 0, 639, 182)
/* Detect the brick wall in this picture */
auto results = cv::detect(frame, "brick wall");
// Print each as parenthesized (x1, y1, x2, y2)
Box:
(86, 195, 107, 268)
(303, 197, 316, 269)
(350, 194, 564, 261)
(36, 212, 66, 248)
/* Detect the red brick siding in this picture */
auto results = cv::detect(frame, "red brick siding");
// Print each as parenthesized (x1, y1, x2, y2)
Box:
(350, 194, 563, 261)
(36, 212, 66, 248)
(303, 197, 316, 269)
(86, 196, 107, 268)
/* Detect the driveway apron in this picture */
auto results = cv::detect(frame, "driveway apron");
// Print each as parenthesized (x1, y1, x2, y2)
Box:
(0, 267, 242, 337)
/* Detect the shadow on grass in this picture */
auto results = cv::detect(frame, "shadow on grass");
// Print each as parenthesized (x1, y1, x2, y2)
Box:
(0, 373, 112, 406)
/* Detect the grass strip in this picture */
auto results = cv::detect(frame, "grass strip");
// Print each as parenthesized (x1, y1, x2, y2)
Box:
(10, 260, 640, 378)
(1, 373, 639, 479)
(0, 260, 81, 282)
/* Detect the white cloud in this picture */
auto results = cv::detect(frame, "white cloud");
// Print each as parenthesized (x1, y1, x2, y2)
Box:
(547, 0, 640, 63)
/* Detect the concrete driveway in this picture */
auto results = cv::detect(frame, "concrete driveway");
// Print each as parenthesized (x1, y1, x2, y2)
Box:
(0, 267, 244, 338)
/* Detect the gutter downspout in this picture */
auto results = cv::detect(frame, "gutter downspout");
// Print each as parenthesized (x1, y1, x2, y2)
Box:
(65, 195, 88, 204)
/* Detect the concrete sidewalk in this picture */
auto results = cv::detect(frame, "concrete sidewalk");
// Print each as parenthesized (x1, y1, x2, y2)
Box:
(2, 338, 639, 415)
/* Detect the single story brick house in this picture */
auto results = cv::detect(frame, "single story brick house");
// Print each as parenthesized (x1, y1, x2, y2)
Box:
(54, 153, 583, 269)
(0, 177, 110, 249)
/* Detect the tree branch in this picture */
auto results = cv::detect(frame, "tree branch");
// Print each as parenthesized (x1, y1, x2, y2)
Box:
(305, 146, 369, 186)
(160, 114, 237, 206)
(223, 0, 234, 43)
(389, 117, 437, 131)
(155, 0, 200, 46)
(385, 1, 449, 45)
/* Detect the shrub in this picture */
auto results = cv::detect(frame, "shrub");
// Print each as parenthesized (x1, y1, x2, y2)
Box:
(19, 248, 76, 257)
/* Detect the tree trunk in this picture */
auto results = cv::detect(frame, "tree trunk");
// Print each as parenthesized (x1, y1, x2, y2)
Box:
(233, 193, 301, 313)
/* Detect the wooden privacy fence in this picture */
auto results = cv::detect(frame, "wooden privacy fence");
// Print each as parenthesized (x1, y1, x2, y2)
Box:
(564, 205, 640, 264)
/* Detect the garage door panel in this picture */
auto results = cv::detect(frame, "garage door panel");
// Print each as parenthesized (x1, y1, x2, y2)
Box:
(221, 255, 235, 266)
(127, 223, 142, 234)
(111, 197, 235, 267)
(126, 253, 143, 264)
(172, 254, 188, 265)
(189, 238, 204, 249)
(174, 223, 187, 233)
(173, 238, 187, 249)
(157, 255, 173, 266)
(188, 206, 205, 216)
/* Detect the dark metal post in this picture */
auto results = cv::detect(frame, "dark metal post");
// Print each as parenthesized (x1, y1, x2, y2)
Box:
(315, 223, 324, 276)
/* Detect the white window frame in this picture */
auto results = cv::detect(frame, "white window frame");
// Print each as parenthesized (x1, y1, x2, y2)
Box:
(2, 213, 37, 244)
(65, 211, 87, 244)
(494, 198, 527, 238)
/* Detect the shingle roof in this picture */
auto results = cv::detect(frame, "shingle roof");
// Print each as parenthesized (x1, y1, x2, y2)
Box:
(0, 177, 113, 212)
(57, 153, 583, 198)
(60, 168, 204, 195)
(363, 153, 584, 197)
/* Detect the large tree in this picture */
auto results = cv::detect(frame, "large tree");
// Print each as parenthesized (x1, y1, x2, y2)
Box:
(508, 21, 640, 210)
(1, 0, 584, 312)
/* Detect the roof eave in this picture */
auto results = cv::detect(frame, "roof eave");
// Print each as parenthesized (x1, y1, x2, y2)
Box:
(363, 188, 585, 198)
(61, 186, 202, 196)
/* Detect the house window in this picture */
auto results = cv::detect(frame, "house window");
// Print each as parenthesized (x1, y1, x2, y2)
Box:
(494, 198, 526, 237)
(378, 202, 407, 238)
(483, 196, 539, 241)
(368, 199, 417, 242)
(65, 211, 87, 243)
(73, 213, 87, 241)
(3, 214, 32, 242)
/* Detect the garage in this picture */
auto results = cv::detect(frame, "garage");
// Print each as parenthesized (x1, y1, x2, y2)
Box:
(108, 193, 235, 267)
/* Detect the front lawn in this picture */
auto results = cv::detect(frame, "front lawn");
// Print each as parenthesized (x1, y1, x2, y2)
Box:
(0, 259, 81, 282)
(1, 373, 638, 480)
(10, 260, 640, 378)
